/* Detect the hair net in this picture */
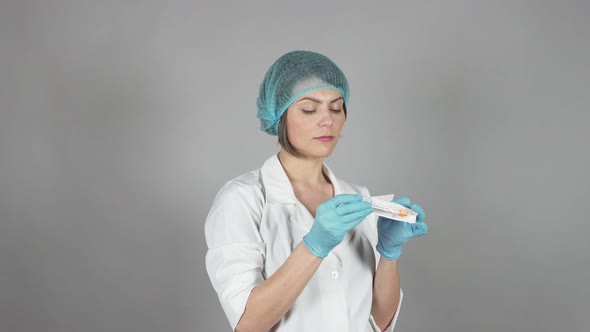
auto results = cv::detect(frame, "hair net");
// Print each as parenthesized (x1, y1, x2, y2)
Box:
(257, 50, 350, 136)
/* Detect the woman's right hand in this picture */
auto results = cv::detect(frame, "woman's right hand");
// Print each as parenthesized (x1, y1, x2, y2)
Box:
(303, 194, 373, 258)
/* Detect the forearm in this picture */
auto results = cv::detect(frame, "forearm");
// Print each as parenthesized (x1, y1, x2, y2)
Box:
(235, 242, 322, 332)
(371, 257, 401, 331)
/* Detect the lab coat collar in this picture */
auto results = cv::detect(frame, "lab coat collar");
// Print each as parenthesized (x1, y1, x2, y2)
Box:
(260, 154, 343, 204)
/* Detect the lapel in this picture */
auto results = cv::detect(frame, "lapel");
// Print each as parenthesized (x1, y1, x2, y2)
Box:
(259, 154, 345, 202)
(259, 154, 355, 251)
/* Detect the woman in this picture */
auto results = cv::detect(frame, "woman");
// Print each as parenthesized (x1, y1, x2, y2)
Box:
(205, 50, 428, 332)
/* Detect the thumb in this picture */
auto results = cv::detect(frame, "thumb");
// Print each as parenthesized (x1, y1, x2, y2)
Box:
(324, 194, 362, 208)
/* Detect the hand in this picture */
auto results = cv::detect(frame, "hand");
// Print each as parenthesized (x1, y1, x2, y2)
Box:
(376, 197, 428, 260)
(303, 194, 373, 258)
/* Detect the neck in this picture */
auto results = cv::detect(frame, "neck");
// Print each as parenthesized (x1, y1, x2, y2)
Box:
(277, 150, 329, 186)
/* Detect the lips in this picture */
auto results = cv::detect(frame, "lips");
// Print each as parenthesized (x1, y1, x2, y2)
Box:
(315, 136, 334, 142)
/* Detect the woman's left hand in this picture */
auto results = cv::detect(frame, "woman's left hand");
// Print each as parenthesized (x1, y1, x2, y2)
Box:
(376, 197, 428, 260)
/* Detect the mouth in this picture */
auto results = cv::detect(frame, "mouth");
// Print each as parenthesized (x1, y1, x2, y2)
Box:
(314, 135, 335, 142)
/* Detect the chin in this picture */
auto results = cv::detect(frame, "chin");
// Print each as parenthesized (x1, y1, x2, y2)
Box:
(303, 147, 336, 159)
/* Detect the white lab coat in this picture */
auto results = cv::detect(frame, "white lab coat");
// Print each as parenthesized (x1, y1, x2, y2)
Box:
(205, 154, 402, 331)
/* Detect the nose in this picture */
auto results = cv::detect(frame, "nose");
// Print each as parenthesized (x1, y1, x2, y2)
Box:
(318, 109, 334, 127)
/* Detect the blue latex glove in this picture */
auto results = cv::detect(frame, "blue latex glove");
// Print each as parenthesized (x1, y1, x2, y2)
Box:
(376, 197, 428, 260)
(303, 194, 373, 258)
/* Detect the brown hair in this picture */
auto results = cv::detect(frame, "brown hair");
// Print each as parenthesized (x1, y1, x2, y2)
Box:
(277, 104, 347, 157)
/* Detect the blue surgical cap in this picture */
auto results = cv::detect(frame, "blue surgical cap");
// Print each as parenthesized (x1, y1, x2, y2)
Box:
(256, 50, 350, 136)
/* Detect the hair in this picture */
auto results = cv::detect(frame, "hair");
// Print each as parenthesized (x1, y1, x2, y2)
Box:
(277, 103, 347, 157)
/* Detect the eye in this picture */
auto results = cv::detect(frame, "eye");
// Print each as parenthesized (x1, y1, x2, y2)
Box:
(330, 109, 342, 113)
(302, 109, 316, 114)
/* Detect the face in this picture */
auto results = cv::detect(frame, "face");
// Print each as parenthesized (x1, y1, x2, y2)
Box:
(285, 89, 346, 159)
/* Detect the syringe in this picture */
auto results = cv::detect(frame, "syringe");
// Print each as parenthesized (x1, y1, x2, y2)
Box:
(362, 195, 417, 223)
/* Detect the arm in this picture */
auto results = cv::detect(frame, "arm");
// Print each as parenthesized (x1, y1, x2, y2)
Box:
(371, 258, 401, 331)
(236, 194, 373, 332)
(206, 191, 372, 332)
(371, 197, 428, 331)
(235, 243, 321, 332)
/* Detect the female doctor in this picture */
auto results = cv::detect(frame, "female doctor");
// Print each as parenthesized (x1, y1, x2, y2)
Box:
(205, 50, 428, 332)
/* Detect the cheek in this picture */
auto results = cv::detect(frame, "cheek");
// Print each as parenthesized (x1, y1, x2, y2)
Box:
(287, 116, 314, 136)
(286, 117, 306, 143)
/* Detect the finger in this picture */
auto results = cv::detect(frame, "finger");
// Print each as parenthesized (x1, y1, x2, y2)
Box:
(339, 207, 373, 224)
(393, 197, 411, 207)
(411, 221, 428, 237)
(325, 194, 362, 208)
(335, 201, 372, 216)
(410, 203, 425, 221)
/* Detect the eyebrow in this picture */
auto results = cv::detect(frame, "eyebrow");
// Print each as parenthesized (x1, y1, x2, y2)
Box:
(296, 96, 344, 104)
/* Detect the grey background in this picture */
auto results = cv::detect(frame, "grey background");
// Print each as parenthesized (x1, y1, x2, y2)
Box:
(1, 0, 589, 331)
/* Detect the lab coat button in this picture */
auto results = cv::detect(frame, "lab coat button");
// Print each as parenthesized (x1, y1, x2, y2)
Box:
(331, 271, 340, 279)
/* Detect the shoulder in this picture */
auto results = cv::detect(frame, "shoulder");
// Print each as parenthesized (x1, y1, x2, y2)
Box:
(346, 181, 371, 197)
(208, 169, 265, 220)
(215, 170, 264, 204)
(204, 169, 266, 248)
(324, 163, 371, 197)
(334, 176, 372, 197)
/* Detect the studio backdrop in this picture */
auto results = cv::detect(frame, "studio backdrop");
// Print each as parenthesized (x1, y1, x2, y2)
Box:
(1, 1, 589, 331)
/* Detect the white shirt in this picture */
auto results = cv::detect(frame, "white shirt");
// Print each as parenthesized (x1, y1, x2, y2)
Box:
(205, 154, 402, 331)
